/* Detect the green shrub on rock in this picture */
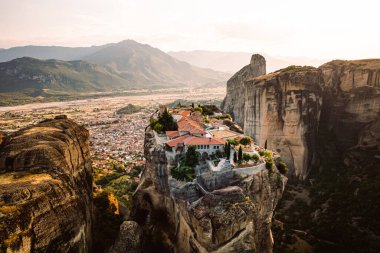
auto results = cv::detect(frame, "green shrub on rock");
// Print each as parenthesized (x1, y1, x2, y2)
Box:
(266, 161, 273, 170)
(277, 162, 288, 175)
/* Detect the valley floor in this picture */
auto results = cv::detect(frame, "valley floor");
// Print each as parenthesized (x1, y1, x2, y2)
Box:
(0, 89, 225, 213)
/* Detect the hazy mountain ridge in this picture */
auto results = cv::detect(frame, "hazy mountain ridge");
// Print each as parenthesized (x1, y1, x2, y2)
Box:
(0, 44, 110, 62)
(0, 40, 229, 105)
(168, 50, 328, 73)
(0, 57, 130, 95)
(82, 40, 228, 85)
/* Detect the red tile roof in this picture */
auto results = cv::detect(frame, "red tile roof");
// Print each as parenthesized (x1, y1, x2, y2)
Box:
(178, 110, 191, 117)
(166, 136, 225, 147)
(165, 135, 190, 147)
(177, 117, 205, 134)
(165, 131, 180, 138)
(185, 137, 225, 146)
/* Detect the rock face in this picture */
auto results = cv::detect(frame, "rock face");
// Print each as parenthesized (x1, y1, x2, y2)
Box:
(244, 66, 323, 179)
(0, 131, 5, 145)
(130, 127, 286, 253)
(0, 117, 93, 252)
(108, 221, 143, 253)
(319, 59, 380, 151)
(224, 57, 380, 179)
(221, 54, 266, 126)
(223, 57, 380, 251)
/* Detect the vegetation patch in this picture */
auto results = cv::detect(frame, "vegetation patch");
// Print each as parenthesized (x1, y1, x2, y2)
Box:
(150, 109, 177, 133)
(171, 145, 198, 182)
(277, 162, 288, 175)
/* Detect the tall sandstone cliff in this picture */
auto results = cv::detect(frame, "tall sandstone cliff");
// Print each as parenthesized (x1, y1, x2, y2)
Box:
(243, 67, 323, 179)
(223, 56, 380, 252)
(223, 56, 380, 179)
(128, 127, 286, 253)
(0, 117, 93, 252)
(221, 54, 266, 127)
(319, 59, 380, 151)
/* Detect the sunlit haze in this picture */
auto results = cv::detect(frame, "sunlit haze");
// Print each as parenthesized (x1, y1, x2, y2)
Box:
(1, 0, 380, 59)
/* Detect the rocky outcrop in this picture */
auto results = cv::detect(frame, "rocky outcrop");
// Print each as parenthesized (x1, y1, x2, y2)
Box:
(244, 66, 323, 179)
(319, 59, 380, 151)
(222, 56, 380, 252)
(224, 57, 380, 179)
(221, 54, 266, 126)
(222, 119, 243, 133)
(130, 127, 286, 253)
(108, 221, 143, 253)
(0, 131, 5, 145)
(0, 117, 93, 252)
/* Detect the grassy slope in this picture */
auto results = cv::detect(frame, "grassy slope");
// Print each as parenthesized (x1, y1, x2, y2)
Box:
(0, 57, 130, 94)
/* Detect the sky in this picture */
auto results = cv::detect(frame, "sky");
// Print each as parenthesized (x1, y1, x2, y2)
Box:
(0, 0, 379, 59)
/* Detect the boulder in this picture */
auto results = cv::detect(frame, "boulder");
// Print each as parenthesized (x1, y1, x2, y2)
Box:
(0, 118, 93, 252)
(108, 221, 143, 253)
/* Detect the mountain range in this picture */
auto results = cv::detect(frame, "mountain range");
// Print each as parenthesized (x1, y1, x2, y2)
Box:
(0, 40, 229, 105)
(0, 39, 330, 106)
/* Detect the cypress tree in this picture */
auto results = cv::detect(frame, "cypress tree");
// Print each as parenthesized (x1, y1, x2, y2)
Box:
(238, 146, 243, 162)
(224, 143, 228, 156)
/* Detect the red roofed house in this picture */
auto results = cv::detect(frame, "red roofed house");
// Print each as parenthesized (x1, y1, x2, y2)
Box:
(176, 117, 206, 137)
(165, 135, 225, 160)
(170, 109, 192, 122)
(178, 110, 191, 117)
(165, 131, 181, 140)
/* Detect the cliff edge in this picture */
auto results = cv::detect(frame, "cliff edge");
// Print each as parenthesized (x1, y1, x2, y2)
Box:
(224, 56, 380, 251)
(129, 127, 286, 253)
(221, 54, 266, 127)
(0, 117, 93, 252)
(224, 56, 380, 179)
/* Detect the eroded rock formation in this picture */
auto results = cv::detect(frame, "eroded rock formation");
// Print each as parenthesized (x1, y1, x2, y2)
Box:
(221, 54, 266, 126)
(130, 127, 286, 253)
(108, 221, 143, 253)
(319, 59, 380, 151)
(244, 66, 323, 179)
(222, 56, 380, 251)
(223, 56, 380, 179)
(0, 117, 93, 252)
(0, 131, 5, 145)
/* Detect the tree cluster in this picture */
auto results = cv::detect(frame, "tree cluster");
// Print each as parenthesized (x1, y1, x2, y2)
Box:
(150, 109, 178, 133)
